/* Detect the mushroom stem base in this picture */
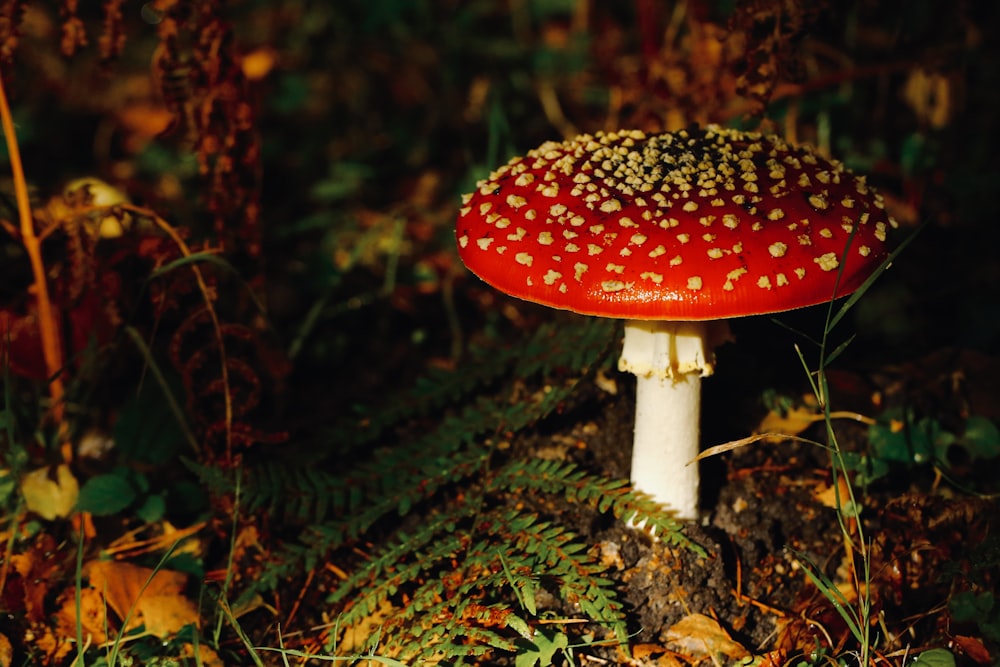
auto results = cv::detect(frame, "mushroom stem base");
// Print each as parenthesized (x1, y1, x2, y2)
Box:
(630, 370, 701, 520)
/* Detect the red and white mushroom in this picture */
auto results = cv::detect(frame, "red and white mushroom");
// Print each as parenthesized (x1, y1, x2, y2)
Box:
(456, 125, 895, 521)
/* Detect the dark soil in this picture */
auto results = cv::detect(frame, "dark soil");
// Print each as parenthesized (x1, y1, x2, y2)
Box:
(492, 324, 1000, 665)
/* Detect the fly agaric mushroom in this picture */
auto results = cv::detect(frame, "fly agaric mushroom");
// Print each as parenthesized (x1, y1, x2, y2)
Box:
(455, 126, 895, 520)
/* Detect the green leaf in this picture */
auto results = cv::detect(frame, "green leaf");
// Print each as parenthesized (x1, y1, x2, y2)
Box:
(912, 417, 943, 464)
(76, 474, 136, 516)
(164, 552, 204, 578)
(506, 614, 532, 640)
(868, 419, 911, 463)
(135, 494, 166, 523)
(961, 416, 1000, 460)
(910, 648, 955, 667)
(949, 590, 995, 623)
(514, 627, 568, 667)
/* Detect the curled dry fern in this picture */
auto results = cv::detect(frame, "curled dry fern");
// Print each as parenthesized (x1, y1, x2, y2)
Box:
(212, 315, 702, 661)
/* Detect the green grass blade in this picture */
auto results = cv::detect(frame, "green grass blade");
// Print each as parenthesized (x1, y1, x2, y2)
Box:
(828, 222, 925, 332)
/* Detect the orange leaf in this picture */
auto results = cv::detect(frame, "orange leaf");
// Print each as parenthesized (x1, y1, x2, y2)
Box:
(631, 643, 685, 666)
(83, 560, 198, 637)
(952, 635, 993, 665)
(664, 613, 749, 661)
(55, 586, 110, 646)
(241, 48, 277, 80)
(757, 404, 819, 440)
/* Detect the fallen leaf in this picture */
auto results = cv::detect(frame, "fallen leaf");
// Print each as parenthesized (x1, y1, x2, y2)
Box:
(8, 534, 61, 623)
(757, 404, 819, 441)
(815, 475, 852, 509)
(339, 599, 396, 653)
(183, 643, 224, 667)
(84, 560, 199, 637)
(55, 585, 110, 645)
(664, 613, 749, 661)
(30, 623, 74, 666)
(952, 635, 992, 665)
(20, 465, 79, 520)
(136, 593, 200, 637)
(632, 643, 685, 666)
(0, 633, 12, 667)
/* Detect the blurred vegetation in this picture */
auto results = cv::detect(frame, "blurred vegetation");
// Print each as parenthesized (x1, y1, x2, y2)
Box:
(0, 0, 998, 664)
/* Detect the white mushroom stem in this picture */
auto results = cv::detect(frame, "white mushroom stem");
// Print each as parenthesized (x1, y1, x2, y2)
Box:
(619, 320, 731, 521)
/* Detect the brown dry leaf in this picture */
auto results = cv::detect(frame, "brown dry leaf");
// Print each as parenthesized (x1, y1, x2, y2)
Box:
(0, 632, 12, 667)
(8, 534, 61, 623)
(631, 643, 685, 666)
(31, 622, 75, 666)
(231, 524, 262, 563)
(84, 560, 199, 637)
(54, 585, 109, 645)
(664, 613, 749, 661)
(952, 634, 993, 665)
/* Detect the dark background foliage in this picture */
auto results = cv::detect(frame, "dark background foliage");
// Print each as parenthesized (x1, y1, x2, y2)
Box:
(1, 0, 998, 664)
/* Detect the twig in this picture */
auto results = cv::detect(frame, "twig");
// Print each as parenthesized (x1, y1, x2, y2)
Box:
(101, 521, 207, 558)
(283, 567, 315, 632)
(731, 589, 788, 617)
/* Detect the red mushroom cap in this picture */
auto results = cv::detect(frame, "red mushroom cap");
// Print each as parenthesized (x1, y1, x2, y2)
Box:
(456, 126, 896, 321)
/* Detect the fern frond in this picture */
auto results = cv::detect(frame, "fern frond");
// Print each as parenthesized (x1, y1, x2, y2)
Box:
(494, 458, 706, 555)
(491, 510, 629, 645)
(398, 598, 518, 663)
(329, 505, 478, 611)
(222, 314, 705, 662)
(325, 316, 618, 454)
(334, 528, 520, 662)
(234, 327, 610, 526)
(327, 503, 631, 663)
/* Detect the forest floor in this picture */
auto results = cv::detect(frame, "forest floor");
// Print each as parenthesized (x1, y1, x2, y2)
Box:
(1, 3, 999, 666)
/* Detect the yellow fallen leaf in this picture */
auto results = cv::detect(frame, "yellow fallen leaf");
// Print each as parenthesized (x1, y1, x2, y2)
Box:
(184, 644, 224, 667)
(756, 404, 819, 441)
(339, 599, 396, 654)
(84, 560, 199, 638)
(815, 475, 852, 509)
(20, 464, 79, 520)
(632, 643, 685, 666)
(665, 613, 748, 660)
(135, 593, 200, 637)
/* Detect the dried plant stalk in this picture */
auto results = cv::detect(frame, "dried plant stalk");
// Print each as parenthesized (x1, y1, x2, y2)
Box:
(0, 70, 71, 461)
